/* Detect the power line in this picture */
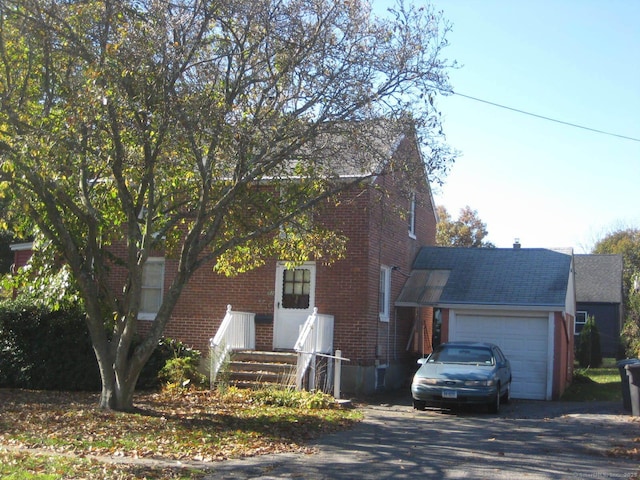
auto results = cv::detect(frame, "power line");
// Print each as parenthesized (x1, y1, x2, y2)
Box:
(449, 90, 640, 143)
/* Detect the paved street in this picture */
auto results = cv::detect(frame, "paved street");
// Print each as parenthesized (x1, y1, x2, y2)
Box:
(205, 395, 640, 479)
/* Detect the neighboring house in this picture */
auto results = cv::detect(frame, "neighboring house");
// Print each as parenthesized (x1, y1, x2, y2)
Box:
(396, 246, 576, 400)
(574, 254, 624, 357)
(9, 243, 33, 273)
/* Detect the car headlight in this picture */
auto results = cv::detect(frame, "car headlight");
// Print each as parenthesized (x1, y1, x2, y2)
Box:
(464, 379, 495, 387)
(414, 377, 438, 385)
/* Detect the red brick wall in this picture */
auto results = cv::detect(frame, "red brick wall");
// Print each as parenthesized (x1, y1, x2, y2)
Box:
(553, 311, 574, 399)
(366, 134, 436, 368)
(12, 249, 32, 270)
(314, 187, 373, 364)
(309, 133, 437, 368)
(160, 260, 276, 353)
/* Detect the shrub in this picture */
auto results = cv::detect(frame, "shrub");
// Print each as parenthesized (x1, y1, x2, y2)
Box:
(157, 339, 207, 390)
(251, 387, 336, 409)
(137, 338, 183, 390)
(0, 299, 100, 390)
(577, 315, 603, 368)
(0, 299, 187, 391)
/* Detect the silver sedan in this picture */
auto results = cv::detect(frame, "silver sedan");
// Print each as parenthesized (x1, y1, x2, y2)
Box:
(411, 341, 512, 413)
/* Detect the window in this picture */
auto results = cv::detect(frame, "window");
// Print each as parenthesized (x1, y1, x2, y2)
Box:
(428, 345, 494, 365)
(575, 311, 587, 335)
(282, 268, 311, 309)
(379, 265, 391, 322)
(493, 346, 506, 364)
(408, 192, 416, 238)
(139, 257, 165, 320)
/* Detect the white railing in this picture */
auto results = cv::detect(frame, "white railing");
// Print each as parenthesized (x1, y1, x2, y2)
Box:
(209, 305, 255, 386)
(294, 307, 334, 391)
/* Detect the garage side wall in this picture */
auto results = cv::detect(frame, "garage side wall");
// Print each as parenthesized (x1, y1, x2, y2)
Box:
(553, 311, 574, 399)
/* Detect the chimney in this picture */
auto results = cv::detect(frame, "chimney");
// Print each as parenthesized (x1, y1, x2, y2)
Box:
(513, 238, 521, 249)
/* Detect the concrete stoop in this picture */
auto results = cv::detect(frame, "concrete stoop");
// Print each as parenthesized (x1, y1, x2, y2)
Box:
(219, 350, 298, 389)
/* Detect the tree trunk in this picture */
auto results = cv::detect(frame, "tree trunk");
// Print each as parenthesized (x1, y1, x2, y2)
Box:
(95, 356, 143, 411)
(99, 382, 136, 411)
(88, 318, 141, 411)
(82, 250, 190, 412)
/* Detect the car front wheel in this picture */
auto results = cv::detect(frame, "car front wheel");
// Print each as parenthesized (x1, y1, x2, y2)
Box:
(488, 387, 500, 414)
(413, 399, 426, 411)
(501, 381, 511, 405)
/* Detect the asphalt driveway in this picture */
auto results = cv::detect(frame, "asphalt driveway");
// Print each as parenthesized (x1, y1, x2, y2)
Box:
(205, 393, 639, 479)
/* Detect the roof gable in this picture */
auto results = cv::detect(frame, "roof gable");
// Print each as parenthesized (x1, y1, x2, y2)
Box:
(399, 246, 573, 308)
(283, 120, 412, 180)
(574, 254, 623, 303)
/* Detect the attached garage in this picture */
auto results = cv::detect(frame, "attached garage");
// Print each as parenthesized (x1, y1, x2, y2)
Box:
(450, 312, 551, 400)
(398, 246, 576, 400)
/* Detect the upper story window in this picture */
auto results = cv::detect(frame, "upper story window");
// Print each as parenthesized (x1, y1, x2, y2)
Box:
(574, 311, 588, 335)
(139, 257, 165, 320)
(379, 265, 391, 322)
(408, 192, 416, 238)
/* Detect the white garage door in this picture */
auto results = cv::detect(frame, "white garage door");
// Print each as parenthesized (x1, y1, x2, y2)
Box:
(450, 313, 550, 400)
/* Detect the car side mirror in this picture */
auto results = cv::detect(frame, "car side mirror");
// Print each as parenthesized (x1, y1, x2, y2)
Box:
(417, 357, 428, 365)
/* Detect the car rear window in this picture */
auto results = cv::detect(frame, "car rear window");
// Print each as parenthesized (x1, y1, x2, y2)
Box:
(428, 346, 494, 365)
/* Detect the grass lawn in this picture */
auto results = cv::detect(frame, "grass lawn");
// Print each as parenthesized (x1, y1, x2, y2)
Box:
(561, 357, 625, 402)
(0, 387, 362, 479)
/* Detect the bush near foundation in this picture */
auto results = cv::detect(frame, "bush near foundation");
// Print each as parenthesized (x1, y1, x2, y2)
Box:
(577, 315, 603, 368)
(0, 299, 100, 390)
(0, 299, 191, 391)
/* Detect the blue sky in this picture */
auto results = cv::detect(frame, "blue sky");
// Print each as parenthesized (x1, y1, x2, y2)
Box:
(377, 1, 640, 252)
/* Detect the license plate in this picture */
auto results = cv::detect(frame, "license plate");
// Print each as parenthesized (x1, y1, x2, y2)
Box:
(442, 390, 458, 399)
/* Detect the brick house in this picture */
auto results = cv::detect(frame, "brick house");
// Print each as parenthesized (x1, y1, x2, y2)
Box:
(11, 128, 437, 395)
(158, 130, 437, 395)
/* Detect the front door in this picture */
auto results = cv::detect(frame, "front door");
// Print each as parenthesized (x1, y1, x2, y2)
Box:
(273, 262, 316, 350)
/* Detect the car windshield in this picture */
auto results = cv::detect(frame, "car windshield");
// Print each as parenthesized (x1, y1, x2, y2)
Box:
(428, 346, 494, 365)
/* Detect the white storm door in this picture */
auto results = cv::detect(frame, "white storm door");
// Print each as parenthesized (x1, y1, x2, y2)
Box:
(273, 262, 316, 350)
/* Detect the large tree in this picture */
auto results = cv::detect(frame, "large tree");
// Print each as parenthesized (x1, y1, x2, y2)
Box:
(0, 0, 454, 410)
(592, 228, 640, 294)
(436, 205, 494, 248)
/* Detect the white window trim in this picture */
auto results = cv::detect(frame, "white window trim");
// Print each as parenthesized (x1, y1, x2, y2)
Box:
(408, 192, 416, 239)
(574, 310, 588, 335)
(138, 257, 165, 321)
(379, 265, 391, 322)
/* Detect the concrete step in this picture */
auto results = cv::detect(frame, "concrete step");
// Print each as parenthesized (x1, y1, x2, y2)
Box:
(232, 350, 297, 365)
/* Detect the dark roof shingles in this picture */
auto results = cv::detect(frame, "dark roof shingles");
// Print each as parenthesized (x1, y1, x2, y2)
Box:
(574, 254, 623, 303)
(411, 247, 573, 307)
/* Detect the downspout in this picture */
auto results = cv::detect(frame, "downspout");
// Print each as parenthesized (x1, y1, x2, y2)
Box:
(388, 304, 392, 366)
(375, 188, 382, 369)
(393, 306, 397, 361)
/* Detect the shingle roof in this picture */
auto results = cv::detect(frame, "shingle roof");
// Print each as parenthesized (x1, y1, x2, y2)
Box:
(574, 254, 623, 303)
(397, 246, 573, 307)
(282, 120, 409, 180)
